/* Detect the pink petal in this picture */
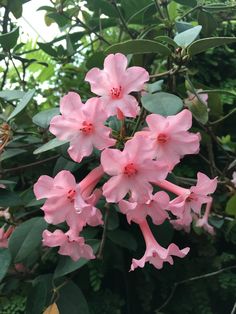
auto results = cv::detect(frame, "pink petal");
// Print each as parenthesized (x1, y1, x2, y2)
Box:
(53, 170, 77, 190)
(42, 197, 74, 224)
(191, 172, 217, 195)
(167, 109, 193, 132)
(102, 175, 130, 202)
(42, 229, 67, 247)
(50, 115, 81, 141)
(123, 66, 149, 94)
(101, 148, 125, 175)
(60, 92, 84, 116)
(68, 136, 94, 163)
(34, 175, 55, 199)
(85, 68, 110, 96)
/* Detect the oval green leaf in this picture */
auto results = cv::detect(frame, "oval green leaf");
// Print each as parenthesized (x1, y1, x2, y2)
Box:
(106, 39, 171, 56)
(33, 138, 68, 154)
(174, 25, 202, 48)
(7, 89, 35, 121)
(32, 108, 60, 128)
(0, 27, 19, 50)
(141, 92, 183, 116)
(8, 217, 47, 263)
(188, 37, 236, 56)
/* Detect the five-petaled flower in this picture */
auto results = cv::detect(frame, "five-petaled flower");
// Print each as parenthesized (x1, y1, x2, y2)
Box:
(50, 93, 116, 163)
(85, 53, 149, 118)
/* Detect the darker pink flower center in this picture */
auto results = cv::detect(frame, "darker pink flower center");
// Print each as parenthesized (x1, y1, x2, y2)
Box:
(123, 163, 138, 177)
(186, 193, 197, 202)
(157, 133, 168, 144)
(110, 86, 122, 99)
(152, 251, 158, 257)
(67, 189, 76, 202)
(80, 121, 93, 134)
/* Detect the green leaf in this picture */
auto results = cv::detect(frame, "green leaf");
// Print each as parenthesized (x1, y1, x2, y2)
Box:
(32, 108, 60, 128)
(185, 96, 208, 124)
(25, 274, 53, 314)
(226, 195, 236, 217)
(0, 148, 26, 162)
(146, 80, 164, 93)
(57, 282, 90, 314)
(33, 138, 68, 154)
(173, 0, 197, 6)
(0, 189, 23, 207)
(106, 39, 171, 56)
(175, 21, 193, 33)
(155, 36, 178, 48)
(8, 217, 47, 263)
(38, 42, 58, 57)
(107, 229, 137, 251)
(188, 37, 236, 56)
(0, 90, 25, 101)
(9, 0, 23, 18)
(66, 34, 75, 56)
(54, 240, 100, 278)
(0, 249, 11, 282)
(141, 92, 183, 116)
(174, 25, 202, 48)
(7, 89, 35, 121)
(0, 27, 19, 50)
(198, 10, 217, 37)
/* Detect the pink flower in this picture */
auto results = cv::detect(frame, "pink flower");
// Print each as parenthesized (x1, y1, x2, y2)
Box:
(34, 170, 78, 225)
(119, 191, 169, 224)
(50, 93, 115, 163)
(42, 229, 95, 261)
(140, 109, 200, 170)
(130, 220, 189, 271)
(85, 53, 149, 118)
(195, 199, 215, 235)
(101, 136, 168, 203)
(0, 226, 14, 248)
(169, 172, 217, 232)
(231, 172, 236, 188)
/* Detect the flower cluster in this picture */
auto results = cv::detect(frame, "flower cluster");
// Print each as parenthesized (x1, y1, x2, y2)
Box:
(34, 53, 217, 270)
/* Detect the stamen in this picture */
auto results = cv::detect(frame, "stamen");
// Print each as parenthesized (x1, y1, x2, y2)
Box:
(110, 86, 122, 99)
(157, 133, 168, 144)
(80, 121, 93, 134)
(123, 163, 138, 177)
(67, 189, 76, 202)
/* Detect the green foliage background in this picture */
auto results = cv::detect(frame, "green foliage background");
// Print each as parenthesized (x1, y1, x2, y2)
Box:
(0, 0, 236, 313)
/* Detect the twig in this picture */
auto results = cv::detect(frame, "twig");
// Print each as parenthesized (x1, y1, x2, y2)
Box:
(97, 203, 110, 259)
(1, 155, 60, 174)
(209, 108, 236, 126)
(180, 5, 202, 20)
(112, 1, 135, 38)
(154, 0, 165, 20)
(157, 265, 236, 312)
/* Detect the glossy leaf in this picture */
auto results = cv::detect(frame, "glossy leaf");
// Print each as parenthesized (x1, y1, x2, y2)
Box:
(174, 25, 202, 48)
(0, 90, 25, 101)
(226, 195, 236, 217)
(141, 92, 183, 116)
(0, 249, 11, 282)
(32, 108, 60, 128)
(0, 189, 23, 207)
(198, 10, 217, 37)
(8, 217, 47, 262)
(54, 240, 100, 278)
(0, 27, 19, 50)
(106, 39, 171, 56)
(57, 282, 90, 314)
(188, 37, 236, 56)
(38, 42, 58, 57)
(7, 89, 35, 121)
(0, 148, 26, 162)
(107, 229, 137, 251)
(33, 138, 68, 154)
